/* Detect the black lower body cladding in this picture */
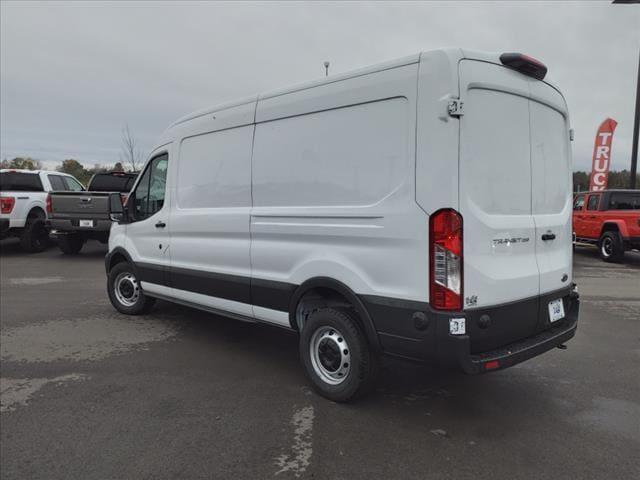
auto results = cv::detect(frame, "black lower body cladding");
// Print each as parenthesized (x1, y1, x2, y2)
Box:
(363, 286, 580, 372)
(104, 250, 579, 373)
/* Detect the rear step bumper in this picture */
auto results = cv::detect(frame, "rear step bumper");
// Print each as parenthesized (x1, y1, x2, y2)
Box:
(454, 308, 578, 374)
(435, 289, 579, 374)
(366, 286, 580, 372)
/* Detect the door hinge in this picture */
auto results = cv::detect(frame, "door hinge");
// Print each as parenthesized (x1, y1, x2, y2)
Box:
(448, 98, 464, 117)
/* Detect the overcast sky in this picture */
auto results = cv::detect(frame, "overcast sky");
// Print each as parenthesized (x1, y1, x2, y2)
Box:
(1, 1, 638, 171)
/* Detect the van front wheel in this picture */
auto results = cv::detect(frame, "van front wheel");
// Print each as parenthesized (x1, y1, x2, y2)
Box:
(107, 262, 155, 315)
(300, 308, 378, 402)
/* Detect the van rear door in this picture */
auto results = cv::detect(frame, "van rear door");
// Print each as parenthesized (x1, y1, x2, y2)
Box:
(458, 60, 539, 309)
(458, 59, 572, 311)
(529, 82, 573, 295)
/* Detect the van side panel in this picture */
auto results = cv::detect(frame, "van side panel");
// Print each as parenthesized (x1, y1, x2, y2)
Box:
(168, 103, 255, 318)
(251, 64, 427, 313)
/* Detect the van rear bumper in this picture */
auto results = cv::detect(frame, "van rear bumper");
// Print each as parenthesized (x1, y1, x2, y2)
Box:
(444, 305, 578, 374)
(363, 286, 580, 373)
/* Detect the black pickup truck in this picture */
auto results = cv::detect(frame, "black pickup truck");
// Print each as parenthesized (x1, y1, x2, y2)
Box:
(48, 172, 137, 254)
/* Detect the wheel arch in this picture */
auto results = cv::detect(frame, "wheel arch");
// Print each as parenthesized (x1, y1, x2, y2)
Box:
(288, 277, 381, 352)
(105, 247, 134, 274)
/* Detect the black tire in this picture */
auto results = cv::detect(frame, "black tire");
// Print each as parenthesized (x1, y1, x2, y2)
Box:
(20, 218, 49, 253)
(300, 307, 379, 402)
(107, 262, 155, 315)
(599, 231, 625, 262)
(58, 234, 84, 255)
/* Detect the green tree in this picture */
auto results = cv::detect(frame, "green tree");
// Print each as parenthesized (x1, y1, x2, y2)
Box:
(57, 159, 90, 184)
(0, 157, 42, 170)
(573, 171, 589, 192)
(573, 170, 640, 192)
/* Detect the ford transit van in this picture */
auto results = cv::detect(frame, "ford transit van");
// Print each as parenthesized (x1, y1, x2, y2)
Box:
(105, 49, 580, 401)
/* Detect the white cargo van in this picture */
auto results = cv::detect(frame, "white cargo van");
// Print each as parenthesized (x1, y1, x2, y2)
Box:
(105, 49, 580, 401)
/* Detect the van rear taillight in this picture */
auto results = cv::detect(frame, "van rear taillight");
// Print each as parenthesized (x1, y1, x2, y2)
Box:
(429, 208, 463, 311)
(499, 52, 547, 80)
(1, 196, 16, 214)
(46, 193, 52, 214)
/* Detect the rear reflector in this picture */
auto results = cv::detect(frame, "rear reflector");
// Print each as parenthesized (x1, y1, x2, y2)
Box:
(499, 52, 547, 80)
(429, 208, 463, 311)
(1, 196, 16, 214)
(484, 360, 500, 371)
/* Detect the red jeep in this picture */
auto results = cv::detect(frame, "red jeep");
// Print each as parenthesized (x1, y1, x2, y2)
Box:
(573, 189, 640, 262)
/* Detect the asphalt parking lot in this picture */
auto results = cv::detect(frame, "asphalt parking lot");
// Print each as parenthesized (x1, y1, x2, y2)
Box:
(1, 240, 639, 480)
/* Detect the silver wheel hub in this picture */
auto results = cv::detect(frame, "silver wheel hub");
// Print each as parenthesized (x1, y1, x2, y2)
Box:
(602, 238, 613, 257)
(309, 326, 351, 385)
(114, 272, 140, 307)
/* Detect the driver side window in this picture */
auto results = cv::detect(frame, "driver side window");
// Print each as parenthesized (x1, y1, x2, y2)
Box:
(131, 154, 168, 221)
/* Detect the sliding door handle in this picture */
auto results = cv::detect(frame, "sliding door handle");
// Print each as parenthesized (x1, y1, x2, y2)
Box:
(155, 221, 166, 229)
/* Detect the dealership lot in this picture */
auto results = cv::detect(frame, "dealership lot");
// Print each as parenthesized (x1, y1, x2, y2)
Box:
(1, 241, 638, 480)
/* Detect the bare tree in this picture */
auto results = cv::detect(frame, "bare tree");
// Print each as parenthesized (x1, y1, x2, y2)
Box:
(120, 124, 143, 171)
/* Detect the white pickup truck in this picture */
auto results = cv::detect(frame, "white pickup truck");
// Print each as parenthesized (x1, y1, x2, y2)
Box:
(0, 169, 85, 252)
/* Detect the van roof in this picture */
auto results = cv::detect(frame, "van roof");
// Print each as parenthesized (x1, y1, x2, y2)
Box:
(169, 47, 559, 129)
(170, 49, 445, 128)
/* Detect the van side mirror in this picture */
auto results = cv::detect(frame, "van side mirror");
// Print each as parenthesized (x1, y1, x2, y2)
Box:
(109, 192, 126, 223)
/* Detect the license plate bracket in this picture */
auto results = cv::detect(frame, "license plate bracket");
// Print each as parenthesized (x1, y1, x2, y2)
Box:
(548, 298, 565, 323)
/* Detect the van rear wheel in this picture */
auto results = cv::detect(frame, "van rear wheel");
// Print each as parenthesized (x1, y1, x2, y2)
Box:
(300, 307, 379, 402)
(107, 262, 155, 315)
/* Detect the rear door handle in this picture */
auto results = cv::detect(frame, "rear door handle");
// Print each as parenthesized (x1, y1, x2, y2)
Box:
(155, 221, 166, 228)
(542, 233, 556, 241)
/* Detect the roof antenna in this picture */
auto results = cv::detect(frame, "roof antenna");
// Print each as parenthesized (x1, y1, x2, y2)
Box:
(324, 61, 330, 77)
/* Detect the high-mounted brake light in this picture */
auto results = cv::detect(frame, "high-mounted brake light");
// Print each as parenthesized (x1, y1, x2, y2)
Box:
(46, 193, 53, 214)
(1, 196, 16, 214)
(429, 208, 463, 311)
(499, 52, 547, 80)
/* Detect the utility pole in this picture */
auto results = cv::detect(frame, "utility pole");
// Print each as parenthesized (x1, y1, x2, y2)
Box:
(612, 1, 639, 188)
